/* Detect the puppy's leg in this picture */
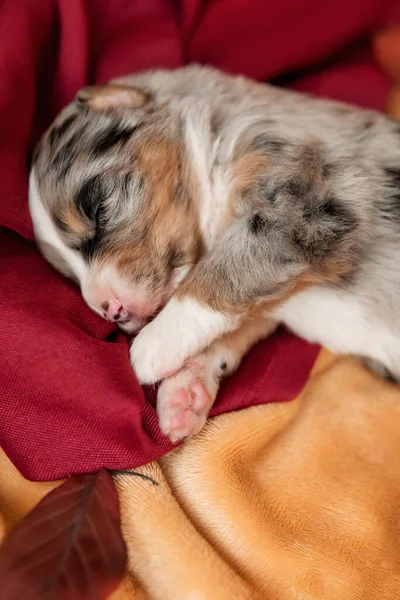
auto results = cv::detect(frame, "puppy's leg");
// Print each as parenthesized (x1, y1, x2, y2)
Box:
(156, 317, 277, 443)
(130, 218, 297, 384)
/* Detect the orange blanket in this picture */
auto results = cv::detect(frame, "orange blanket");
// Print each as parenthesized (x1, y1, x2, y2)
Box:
(2, 349, 400, 599)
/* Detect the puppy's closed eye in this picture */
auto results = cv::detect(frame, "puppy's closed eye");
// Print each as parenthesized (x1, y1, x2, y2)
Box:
(75, 175, 109, 222)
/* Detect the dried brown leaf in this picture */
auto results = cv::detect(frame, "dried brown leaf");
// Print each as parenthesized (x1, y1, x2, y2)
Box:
(0, 469, 127, 600)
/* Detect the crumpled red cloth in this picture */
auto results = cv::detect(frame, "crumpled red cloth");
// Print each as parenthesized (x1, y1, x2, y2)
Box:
(0, 0, 397, 481)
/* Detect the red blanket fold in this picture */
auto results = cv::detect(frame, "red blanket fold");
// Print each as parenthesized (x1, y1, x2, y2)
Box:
(0, 0, 396, 481)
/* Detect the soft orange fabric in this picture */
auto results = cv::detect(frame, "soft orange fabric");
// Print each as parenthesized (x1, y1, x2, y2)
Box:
(2, 350, 400, 599)
(374, 24, 400, 83)
(373, 25, 400, 117)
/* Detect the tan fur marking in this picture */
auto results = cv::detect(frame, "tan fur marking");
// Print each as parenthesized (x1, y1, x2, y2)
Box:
(76, 84, 150, 112)
(57, 204, 92, 238)
(297, 140, 325, 187)
(231, 153, 269, 196)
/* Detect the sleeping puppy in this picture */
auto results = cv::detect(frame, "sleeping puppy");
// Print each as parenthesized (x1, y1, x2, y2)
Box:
(30, 65, 400, 441)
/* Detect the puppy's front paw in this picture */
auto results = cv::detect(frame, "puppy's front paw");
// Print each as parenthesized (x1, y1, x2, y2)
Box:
(130, 317, 179, 384)
(157, 358, 219, 443)
(130, 297, 233, 384)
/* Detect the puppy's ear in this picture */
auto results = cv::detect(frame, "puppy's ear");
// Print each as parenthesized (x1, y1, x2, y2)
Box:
(283, 143, 360, 277)
(76, 84, 150, 111)
(292, 191, 359, 272)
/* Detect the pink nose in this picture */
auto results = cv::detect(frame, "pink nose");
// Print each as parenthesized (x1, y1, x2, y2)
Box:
(102, 298, 125, 322)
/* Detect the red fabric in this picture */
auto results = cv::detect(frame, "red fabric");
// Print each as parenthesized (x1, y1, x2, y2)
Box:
(0, 0, 396, 481)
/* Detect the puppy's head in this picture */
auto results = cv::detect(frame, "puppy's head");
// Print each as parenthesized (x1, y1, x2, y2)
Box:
(30, 83, 202, 332)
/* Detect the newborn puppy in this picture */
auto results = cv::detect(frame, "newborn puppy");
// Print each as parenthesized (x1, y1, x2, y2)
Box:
(30, 65, 400, 441)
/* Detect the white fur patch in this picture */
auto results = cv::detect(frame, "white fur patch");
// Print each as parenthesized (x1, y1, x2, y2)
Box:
(184, 108, 213, 238)
(28, 170, 88, 284)
(130, 297, 238, 384)
(184, 107, 230, 250)
(274, 285, 400, 374)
